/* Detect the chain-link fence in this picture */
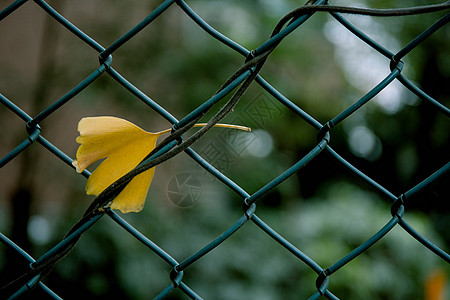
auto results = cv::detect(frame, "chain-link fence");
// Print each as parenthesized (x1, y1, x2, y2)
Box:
(1, 0, 449, 299)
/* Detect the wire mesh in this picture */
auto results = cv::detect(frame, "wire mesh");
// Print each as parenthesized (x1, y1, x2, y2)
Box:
(1, 0, 449, 299)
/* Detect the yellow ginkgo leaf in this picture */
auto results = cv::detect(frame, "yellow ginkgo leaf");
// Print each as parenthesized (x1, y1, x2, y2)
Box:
(73, 117, 170, 213)
(73, 116, 250, 213)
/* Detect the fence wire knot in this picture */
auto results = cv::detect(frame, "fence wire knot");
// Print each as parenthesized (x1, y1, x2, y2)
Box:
(170, 267, 184, 288)
(315, 270, 330, 296)
(391, 195, 406, 219)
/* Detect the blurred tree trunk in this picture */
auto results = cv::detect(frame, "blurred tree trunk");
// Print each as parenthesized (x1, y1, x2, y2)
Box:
(412, 43, 450, 245)
(2, 0, 64, 287)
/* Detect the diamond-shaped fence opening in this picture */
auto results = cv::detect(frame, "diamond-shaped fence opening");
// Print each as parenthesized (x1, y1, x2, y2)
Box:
(1, 1, 449, 299)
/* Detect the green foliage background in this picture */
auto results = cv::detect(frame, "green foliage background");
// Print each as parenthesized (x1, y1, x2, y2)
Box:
(0, 0, 448, 299)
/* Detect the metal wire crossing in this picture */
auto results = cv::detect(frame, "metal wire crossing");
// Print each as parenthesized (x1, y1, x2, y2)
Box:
(1, 0, 450, 299)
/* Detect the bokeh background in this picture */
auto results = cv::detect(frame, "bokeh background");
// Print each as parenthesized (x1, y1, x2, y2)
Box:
(0, 0, 449, 299)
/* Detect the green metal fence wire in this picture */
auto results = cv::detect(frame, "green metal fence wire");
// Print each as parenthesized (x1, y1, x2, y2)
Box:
(1, 0, 449, 299)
